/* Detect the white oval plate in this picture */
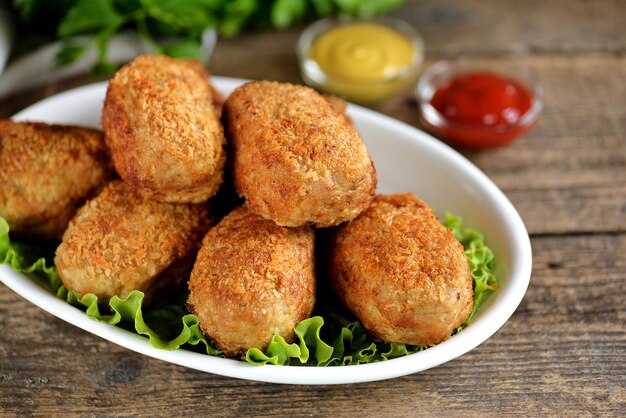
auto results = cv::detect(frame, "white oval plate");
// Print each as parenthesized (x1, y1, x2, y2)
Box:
(0, 77, 532, 385)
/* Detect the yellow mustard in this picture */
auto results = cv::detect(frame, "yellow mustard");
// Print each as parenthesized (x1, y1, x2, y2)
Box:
(310, 23, 414, 81)
(304, 22, 419, 104)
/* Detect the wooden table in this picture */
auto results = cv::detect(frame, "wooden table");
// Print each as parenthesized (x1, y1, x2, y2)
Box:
(1, 0, 624, 415)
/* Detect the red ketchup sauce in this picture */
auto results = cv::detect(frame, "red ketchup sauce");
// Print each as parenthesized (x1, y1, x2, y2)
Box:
(428, 72, 534, 148)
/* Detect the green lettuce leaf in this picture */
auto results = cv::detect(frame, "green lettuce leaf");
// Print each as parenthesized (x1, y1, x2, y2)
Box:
(0, 212, 496, 366)
(444, 213, 498, 325)
(0, 218, 62, 289)
(0, 217, 220, 355)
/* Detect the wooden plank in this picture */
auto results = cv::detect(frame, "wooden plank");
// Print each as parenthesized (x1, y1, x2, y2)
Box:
(393, 0, 626, 55)
(1, 234, 624, 416)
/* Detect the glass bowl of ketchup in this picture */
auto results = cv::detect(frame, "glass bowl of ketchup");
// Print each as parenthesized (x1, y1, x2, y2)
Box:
(415, 58, 543, 148)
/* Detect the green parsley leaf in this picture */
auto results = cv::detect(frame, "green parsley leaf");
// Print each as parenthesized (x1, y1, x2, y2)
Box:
(161, 39, 204, 59)
(218, 0, 258, 37)
(90, 25, 119, 75)
(335, 0, 404, 17)
(55, 42, 86, 66)
(142, 0, 218, 36)
(310, 0, 335, 16)
(271, 0, 308, 29)
(57, 0, 123, 38)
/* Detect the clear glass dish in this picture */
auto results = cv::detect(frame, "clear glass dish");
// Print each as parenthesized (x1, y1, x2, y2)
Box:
(416, 58, 544, 148)
(297, 16, 424, 105)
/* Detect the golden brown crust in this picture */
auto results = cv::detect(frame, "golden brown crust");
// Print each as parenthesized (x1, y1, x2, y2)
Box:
(327, 193, 473, 346)
(323, 95, 349, 122)
(224, 81, 376, 227)
(187, 206, 316, 357)
(54, 180, 214, 304)
(102, 54, 226, 203)
(0, 120, 113, 240)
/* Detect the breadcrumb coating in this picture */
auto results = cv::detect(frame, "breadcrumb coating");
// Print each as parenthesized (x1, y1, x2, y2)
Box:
(224, 81, 376, 227)
(55, 180, 213, 304)
(102, 54, 226, 203)
(187, 207, 316, 357)
(327, 193, 473, 346)
(0, 120, 113, 240)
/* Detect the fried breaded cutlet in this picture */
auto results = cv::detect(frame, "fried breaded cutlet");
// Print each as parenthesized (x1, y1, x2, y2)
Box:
(102, 54, 226, 204)
(0, 120, 113, 241)
(187, 207, 316, 357)
(224, 81, 376, 227)
(55, 180, 214, 304)
(327, 193, 473, 346)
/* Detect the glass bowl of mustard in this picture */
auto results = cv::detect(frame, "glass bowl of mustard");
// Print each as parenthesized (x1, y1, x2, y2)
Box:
(297, 16, 424, 105)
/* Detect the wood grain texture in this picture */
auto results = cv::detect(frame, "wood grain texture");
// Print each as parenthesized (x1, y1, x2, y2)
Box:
(391, 0, 626, 55)
(1, 0, 625, 416)
(1, 235, 624, 416)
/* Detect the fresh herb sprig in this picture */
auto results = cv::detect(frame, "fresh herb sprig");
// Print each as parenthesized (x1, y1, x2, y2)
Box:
(10, 0, 405, 74)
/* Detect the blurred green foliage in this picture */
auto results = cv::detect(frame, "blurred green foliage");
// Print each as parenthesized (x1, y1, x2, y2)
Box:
(9, 0, 405, 74)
